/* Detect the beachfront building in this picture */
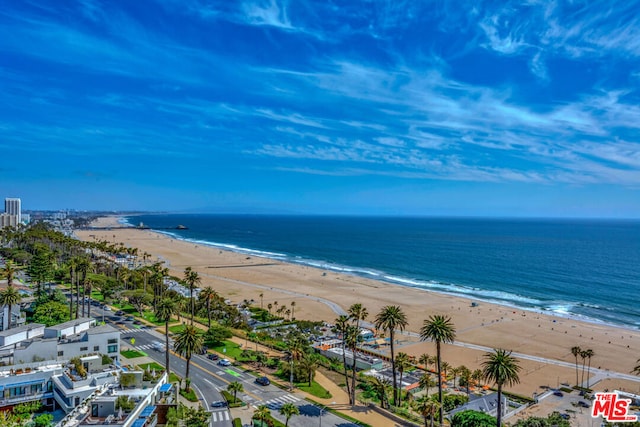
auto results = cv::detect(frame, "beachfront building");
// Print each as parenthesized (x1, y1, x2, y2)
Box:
(314, 340, 384, 371)
(0, 303, 27, 331)
(448, 393, 510, 420)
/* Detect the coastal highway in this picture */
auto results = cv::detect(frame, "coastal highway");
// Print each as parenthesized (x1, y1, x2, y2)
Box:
(102, 314, 357, 427)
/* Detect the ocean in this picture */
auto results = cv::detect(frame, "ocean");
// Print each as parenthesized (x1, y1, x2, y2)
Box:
(124, 214, 640, 329)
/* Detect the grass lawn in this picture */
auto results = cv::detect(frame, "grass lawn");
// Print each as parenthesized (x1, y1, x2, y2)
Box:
(138, 362, 165, 371)
(121, 349, 148, 359)
(296, 381, 332, 399)
(179, 388, 198, 402)
(211, 341, 242, 359)
(169, 373, 181, 384)
(168, 324, 186, 334)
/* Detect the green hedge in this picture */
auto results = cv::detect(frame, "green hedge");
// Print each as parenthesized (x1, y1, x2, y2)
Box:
(232, 418, 242, 427)
(221, 390, 244, 408)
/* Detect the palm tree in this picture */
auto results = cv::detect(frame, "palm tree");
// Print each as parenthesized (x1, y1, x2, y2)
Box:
(299, 352, 319, 386)
(183, 267, 201, 324)
(375, 305, 408, 407)
(1, 259, 18, 287)
(571, 346, 581, 387)
(634, 358, 640, 375)
(267, 303, 273, 315)
(173, 324, 204, 391)
(584, 348, 594, 388)
(0, 286, 21, 330)
(348, 303, 368, 404)
(418, 353, 431, 372)
(413, 395, 440, 427)
(395, 352, 411, 403)
(482, 348, 521, 427)
(259, 292, 264, 310)
(580, 349, 589, 386)
(420, 314, 456, 426)
(227, 381, 244, 403)
(279, 402, 300, 427)
(419, 373, 435, 397)
(290, 301, 295, 320)
(450, 365, 460, 388)
(155, 297, 178, 376)
(367, 376, 391, 409)
(253, 405, 271, 426)
(459, 365, 472, 397)
(333, 315, 353, 401)
(199, 287, 217, 328)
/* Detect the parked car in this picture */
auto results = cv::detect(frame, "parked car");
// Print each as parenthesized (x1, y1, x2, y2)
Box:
(553, 391, 564, 397)
(125, 316, 135, 321)
(115, 310, 125, 316)
(255, 376, 270, 386)
(578, 401, 590, 408)
(207, 353, 219, 361)
(218, 359, 231, 366)
(103, 305, 112, 311)
(211, 401, 227, 408)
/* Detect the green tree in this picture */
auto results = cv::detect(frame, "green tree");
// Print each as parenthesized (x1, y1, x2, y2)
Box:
(204, 324, 233, 346)
(33, 413, 54, 427)
(155, 297, 178, 377)
(33, 300, 70, 326)
(367, 376, 391, 409)
(122, 289, 152, 316)
(28, 244, 54, 295)
(348, 303, 368, 404)
(279, 402, 300, 427)
(253, 405, 271, 425)
(419, 373, 436, 397)
(1, 259, 18, 287)
(227, 381, 244, 402)
(174, 324, 204, 391)
(584, 348, 594, 388)
(420, 314, 456, 426)
(375, 305, 408, 407)
(183, 266, 201, 324)
(482, 349, 521, 427)
(451, 410, 497, 427)
(183, 405, 210, 427)
(413, 396, 440, 427)
(299, 352, 319, 386)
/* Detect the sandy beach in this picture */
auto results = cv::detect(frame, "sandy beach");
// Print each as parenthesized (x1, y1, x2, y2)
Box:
(76, 216, 640, 398)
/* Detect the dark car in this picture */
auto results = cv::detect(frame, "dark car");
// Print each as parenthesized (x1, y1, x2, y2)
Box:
(125, 316, 135, 321)
(211, 401, 227, 408)
(115, 310, 126, 316)
(578, 401, 590, 408)
(255, 376, 270, 386)
(553, 391, 564, 397)
(207, 353, 219, 361)
(560, 413, 570, 420)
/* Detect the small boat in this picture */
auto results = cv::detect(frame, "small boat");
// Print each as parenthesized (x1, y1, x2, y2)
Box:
(176, 224, 188, 230)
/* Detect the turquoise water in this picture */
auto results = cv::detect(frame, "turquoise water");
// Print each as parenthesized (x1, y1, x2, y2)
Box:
(127, 214, 640, 329)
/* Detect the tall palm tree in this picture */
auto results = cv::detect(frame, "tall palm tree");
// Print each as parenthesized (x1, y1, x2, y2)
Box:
(290, 301, 295, 320)
(395, 352, 411, 403)
(584, 348, 594, 388)
(173, 324, 204, 391)
(348, 303, 368, 404)
(155, 297, 178, 376)
(375, 305, 408, 407)
(299, 352, 319, 386)
(259, 292, 264, 310)
(420, 314, 456, 427)
(570, 346, 581, 387)
(580, 349, 589, 386)
(459, 365, 472, 397)
(227, 381, 244, 403)
(367, 376, 390, 409)
(1, 259, 18, 287)
(0, 286, 21, 330)
(183, 267, 201, 325)
(413, 396, 440, 427)
(333, 315, 353, 401)
(482, 349, 521, 427)
(199, 287, 217, 328)
(279, 402, 300, 427)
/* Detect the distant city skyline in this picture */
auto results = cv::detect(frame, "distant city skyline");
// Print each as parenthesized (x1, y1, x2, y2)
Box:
(1, 1, 639, 218)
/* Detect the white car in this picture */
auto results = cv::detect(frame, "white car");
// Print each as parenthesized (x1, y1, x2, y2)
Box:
(217, 358, 231, 366)
(152, 342, 165, 351)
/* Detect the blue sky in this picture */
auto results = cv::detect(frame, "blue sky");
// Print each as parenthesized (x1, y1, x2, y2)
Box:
(1, 0, 639, 217)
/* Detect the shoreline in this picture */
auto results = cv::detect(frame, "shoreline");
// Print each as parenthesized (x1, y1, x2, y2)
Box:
(76, 215, 640, 398)
(118, 215, 638, 333)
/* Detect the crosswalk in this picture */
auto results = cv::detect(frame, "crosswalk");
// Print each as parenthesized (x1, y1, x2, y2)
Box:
(210, 410, 230, 424)
(119, 327, 151, 334)
(133, 343, 159, 351)
(253, 394, 300, 410)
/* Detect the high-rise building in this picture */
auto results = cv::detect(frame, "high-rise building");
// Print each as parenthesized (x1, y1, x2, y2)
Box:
(4, 198, 21, 224)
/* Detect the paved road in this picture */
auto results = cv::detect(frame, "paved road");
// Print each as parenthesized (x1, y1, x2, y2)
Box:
(101, 312, 356, 427)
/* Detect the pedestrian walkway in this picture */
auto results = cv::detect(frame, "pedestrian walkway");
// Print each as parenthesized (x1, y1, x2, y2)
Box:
(251, 394, 301, 410)
(120, 326, 151, 334)
(210, 409, 231, 424)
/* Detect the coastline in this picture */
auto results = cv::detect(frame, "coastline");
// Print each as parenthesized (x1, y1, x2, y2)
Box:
(76, 216, 640, 397)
